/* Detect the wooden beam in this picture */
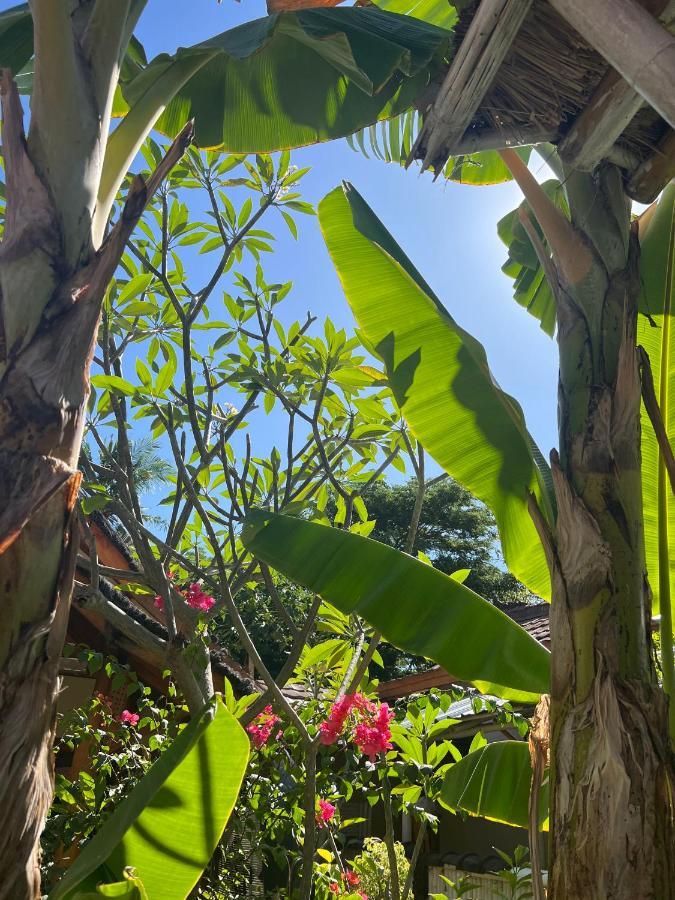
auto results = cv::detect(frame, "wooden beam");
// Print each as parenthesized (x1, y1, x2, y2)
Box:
(444, 125, 558, 156)
(557, 0, 675, 171)
(558, 69, 647, 171)
(410, 0, 533, 171)
(548, 0, 675, 132)
(626, 129, 675, 202)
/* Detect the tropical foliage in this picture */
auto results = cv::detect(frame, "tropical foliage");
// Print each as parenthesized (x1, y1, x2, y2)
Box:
(0, 0, 673, 898)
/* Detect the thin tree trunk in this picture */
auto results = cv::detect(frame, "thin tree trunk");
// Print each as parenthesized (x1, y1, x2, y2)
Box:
(544, 164, 675, 898)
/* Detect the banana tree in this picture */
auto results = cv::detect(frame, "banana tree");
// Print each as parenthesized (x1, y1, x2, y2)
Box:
(0, 3, 452, 894)
(245, 177, 675, 899)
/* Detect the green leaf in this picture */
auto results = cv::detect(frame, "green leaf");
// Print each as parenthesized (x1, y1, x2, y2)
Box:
(91, 375, 137, 397)
(155, 359, 177, 395)
(73, 871, 148, 899)
(372, 0, 458, 30)
(639, 184, 675, 616)
(442, 147, 532, 186)
(52, 698, 249, 900)
(136, 359, 152, 387)
(637, 184, 675, 735)
(0, 3, 32, 76)
(318, 182, 552, 599)
(497, 178, 569, 336)
(242, 510, 549, 702)
(96, 8, 452, 235)
(117, 274, 154, 307)
(440, 740, 548, 831)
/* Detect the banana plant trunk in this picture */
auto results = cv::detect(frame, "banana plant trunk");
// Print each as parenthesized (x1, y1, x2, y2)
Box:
(546, 163, 675, 898)
(0, 1, 187, 889)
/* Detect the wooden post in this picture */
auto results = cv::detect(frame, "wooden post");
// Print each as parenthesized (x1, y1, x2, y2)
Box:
(548, 0, 675, 131)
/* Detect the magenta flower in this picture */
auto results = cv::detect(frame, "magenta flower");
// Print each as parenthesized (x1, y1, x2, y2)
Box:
(246, 705, 282, 749)
(119, 710, 139, 726)
(316, 798, 336, 828)
(318, 694, 393, 761)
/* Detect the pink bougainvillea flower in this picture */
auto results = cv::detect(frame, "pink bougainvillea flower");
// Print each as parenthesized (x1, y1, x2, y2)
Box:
(185, 582, 216, 612)
(319, 719, 341, 746)
(246, 705, 281, 749)
(319, 694, 355, 745)
(154, 580, 215, 615)
(328, 883, 340, 895)
(353, 703, 394, 761)
(119, 710, 139, 726)
(344, 870, 360, 886)
(351, 693, 376, 714)
(316, 798, 336, 828)
(319, 693, 394, 761)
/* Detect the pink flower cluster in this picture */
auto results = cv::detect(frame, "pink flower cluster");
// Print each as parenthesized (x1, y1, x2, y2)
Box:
(154, 580, 215, 614)
(319, 693, 393, 762)
(329, 870, 367, 898)
(119, 709, 139, 726)
(316, 798, 336, 828)
(246, 705, 282, 749)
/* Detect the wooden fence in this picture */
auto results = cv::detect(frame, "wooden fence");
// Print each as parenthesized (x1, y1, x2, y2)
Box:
(428, 865, 509, 899)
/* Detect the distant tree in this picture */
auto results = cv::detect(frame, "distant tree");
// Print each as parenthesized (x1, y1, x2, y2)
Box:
(361, 478, 532, 607)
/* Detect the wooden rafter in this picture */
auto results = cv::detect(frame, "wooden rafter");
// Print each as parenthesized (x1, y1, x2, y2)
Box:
(627, 129, 675, 202)
(409, 0, 533, 172)
(557, 0, 675, 171)
(441, 124, 558, 156)
(548, 0, 675, 133)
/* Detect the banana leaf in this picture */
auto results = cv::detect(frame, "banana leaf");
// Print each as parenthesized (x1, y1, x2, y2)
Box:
(52, 697, 249, 900)
(318, 182, 553, 598)
(637, 183, 675, 737)
(440, 740, 548, 831)
(243, 509, 550, 702)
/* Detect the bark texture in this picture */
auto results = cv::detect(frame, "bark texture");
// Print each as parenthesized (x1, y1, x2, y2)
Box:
(0, 2, 190, 888)
(546, 164, 675, 899)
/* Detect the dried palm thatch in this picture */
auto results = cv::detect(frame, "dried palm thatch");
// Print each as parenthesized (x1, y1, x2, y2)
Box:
(412, 0, 673, 197)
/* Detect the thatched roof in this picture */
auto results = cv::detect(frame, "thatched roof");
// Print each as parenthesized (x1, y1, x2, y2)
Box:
(412, 0, 675, 202)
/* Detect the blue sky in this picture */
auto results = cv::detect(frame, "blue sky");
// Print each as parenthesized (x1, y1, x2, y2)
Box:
(1, 0, 560, 463)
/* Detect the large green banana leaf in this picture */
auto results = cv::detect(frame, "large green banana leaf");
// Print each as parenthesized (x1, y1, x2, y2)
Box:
(118, 8, 451, 151)
(105, 7, 451, 234)
(318, 183, 553, 599)
(638, 182, 675, 732)
(52, 697, 249, 900)
(440, 740, 548, 831)
(242, 509, 550, 702)
(0, 4, 452, 234)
